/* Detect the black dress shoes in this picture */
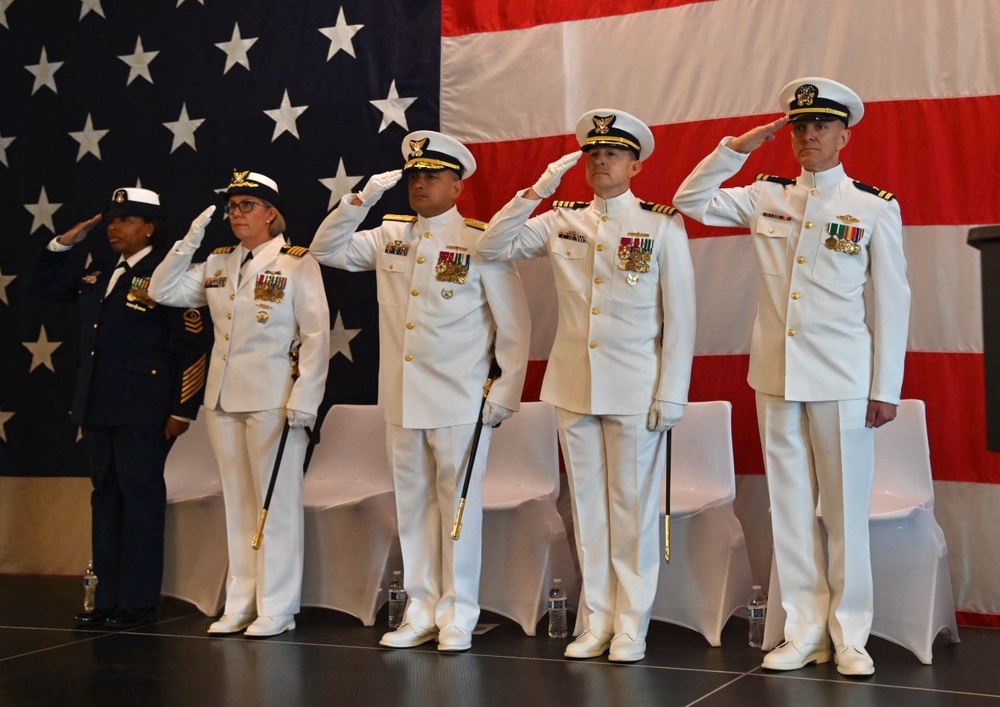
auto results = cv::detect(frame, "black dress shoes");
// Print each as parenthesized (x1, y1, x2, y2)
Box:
(74, 610, 111, 628)
(104, 607, 156, 630)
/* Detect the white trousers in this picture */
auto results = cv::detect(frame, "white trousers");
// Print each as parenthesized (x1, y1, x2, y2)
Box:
(756, 393, 875, 647)
(205, 407, 306, 617)
(386, 422, 492, 633)
(557, 408, 666, 639)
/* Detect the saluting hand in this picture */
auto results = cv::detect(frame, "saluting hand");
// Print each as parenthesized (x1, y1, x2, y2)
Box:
(357, 169, 403, 206)
(728, 116, 789, 154)
(179, 205, 216, 252)
(527, 151, 582, 200)
(56, 213, 102, 246)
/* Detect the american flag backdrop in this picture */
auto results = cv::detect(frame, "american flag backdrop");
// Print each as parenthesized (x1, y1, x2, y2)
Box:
(2, 0, 1000, 619)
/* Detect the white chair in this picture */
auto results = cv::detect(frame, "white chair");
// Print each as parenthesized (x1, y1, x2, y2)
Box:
(477, 401, 579, 635)
(762, 399, 959, 663)
(300, 404, 401, 626)
(161, 413, 228, 616)
(649, 400, 755, 646)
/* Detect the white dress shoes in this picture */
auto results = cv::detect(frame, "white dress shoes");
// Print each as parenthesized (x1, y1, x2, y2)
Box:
(379, 623, 439, 648)
(437, 625, 472, 652)
(608, 633, 646, 662)
(564, 630, 614, 659)
(244, 615, 296, 637)
(761, 641, 831, 671)
(835, 645, 875, 676)
(207, 613, 256, 635)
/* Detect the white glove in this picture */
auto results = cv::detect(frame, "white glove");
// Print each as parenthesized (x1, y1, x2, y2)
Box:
(358, 169, 403, 206)
(287, 409, 316, 429)
(531, 152, 582, 198)
(647, 400, 685, 432)
(482, 401, 514, 427)
(176, 205, 216, 254)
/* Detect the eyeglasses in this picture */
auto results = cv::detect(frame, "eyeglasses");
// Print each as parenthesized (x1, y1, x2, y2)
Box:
(224, 199, 265, 215)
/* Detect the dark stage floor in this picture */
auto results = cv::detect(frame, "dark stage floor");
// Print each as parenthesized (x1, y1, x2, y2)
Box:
(0, 575, 996, 706)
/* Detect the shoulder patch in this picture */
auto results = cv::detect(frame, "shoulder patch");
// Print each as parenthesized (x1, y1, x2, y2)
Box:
(640, 201, 678, 216)
(212, 246, 235, 254)
(280, 245, 309, 258)
(852, 180, 896, 201)
(755, 173, 796, 186)
(552, 200, 589, 210)
(182, 308, 204, 334)
(463, 218, 488, 231)
(383, 214, 418, 223)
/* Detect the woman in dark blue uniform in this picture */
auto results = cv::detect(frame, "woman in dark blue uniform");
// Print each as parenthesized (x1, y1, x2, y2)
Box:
(27, 188, 209, 629)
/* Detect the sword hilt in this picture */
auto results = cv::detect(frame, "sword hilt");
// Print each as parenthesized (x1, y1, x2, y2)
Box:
(251, 508, 269, 550)
(450, 498, 466, 540)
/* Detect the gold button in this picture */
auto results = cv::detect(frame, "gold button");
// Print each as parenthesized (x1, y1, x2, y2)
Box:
(423, 231, 432, 239)
(227, 312, 232, 320)
(797, 256, 806, 264)
(591, 308, 600, 315)
(230, 294, 235, 300)
(565, 249, 572, 256)
(222, 354, 227, 361)
(90, 351, 95, 356)
(805, 221, 813, 229)
(417, 256, 425, 264)
(404, 354, 413, 361)
(406, 322, 414, 330)
(151, 370, 157, 376)
(596, 244, 605, 252)
(791, 292, 801, 300)
(389, 264, 395, 270)
(768, 228, 775, 234)
(410, 289, 419, 297)
(93, 323, 98, 329)
(787, 328, 796, 336)
(589, 341, 598, 349)
(811, 188, 820, 196)
(224, 334, 230, 340)
(593, 277, 603, 285)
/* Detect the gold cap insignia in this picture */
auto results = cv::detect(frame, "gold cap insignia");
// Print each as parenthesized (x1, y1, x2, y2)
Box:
(409, 137, 429, 158)
(232, 170, 249, 182)
(592, 114, 616, 135)
(113, 189, 127, 204)
(795, 84, 818, 107)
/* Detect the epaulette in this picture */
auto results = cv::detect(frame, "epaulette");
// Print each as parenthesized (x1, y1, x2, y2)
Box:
(383, 214, 418, 223)
(755, 174, 796, 186)
(281, 244, 309, 258)
(640, 201, 678, 216)
(852, 180, 896, 201)
(552, 200, 589, 210)
(212, 246, 235, 254)
(463, 218, 488, 231)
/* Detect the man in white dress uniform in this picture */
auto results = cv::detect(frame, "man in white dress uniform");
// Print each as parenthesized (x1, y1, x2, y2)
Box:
(477, 109, 696, 663)
(310, 131, 530, 652)
(673, 77, 911, 676)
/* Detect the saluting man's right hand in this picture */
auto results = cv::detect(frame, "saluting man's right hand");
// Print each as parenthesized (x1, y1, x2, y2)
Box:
(531, 151, 582, 198)
(358, 169, 403, 206)
(181, 205, 216, 250)
(728, 116, 789, 154)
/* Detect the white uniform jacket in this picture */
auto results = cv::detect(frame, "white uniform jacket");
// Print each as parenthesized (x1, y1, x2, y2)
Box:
(477, 189, 695, 416)
(673, 139, 910, 403)
(149, 235, 330, 415)
(310, 198, 530, 429)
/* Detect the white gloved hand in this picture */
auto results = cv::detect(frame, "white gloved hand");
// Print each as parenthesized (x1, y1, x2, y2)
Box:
(482, 401, 514, 427)
(177, 205, 216, 254)
(287, 409, 316, 429)
(531, 152, 582, 198)
(647, 400, 685, 432)
(358, 169, 403, 206)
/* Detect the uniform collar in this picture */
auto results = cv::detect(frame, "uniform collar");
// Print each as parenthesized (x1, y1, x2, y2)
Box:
(591, 189, 634, 215)
(798, 162, 847, 190)
(116, 245, 153, 270)
(414, 205, 461, 235)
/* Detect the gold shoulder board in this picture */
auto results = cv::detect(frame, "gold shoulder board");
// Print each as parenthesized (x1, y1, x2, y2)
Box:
(755, 174, 796, 186)
(464, 218, 488, 231)
(552, 200, 589, 210)
(212, 246, 236, 254)
(640, 201, 678, 215)
(852, 180, 896, 201)
(383, 214, 418, 223)
(280, 245, 309, 257)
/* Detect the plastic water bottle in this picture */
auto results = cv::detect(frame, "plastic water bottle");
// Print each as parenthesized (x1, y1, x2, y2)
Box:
(547, 578, 568, 639)
(747, 585, 767, 648)
(83, 561, 98, 613)
(387, 570, 406, 629)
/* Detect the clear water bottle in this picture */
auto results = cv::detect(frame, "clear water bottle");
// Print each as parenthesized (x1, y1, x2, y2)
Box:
(547, 578, 568, 639)
(387, 570, 406, 629)
(747, 584, 767, 648)
(83, 561, 98, 613)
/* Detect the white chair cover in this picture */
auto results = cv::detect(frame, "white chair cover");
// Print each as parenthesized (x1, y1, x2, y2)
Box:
(762, 399, 960, 663)
(161, 412, 228, 616)
(478, 401, 579, 635)
(649, 400, 754, 646)
(300, 404, 401, 626)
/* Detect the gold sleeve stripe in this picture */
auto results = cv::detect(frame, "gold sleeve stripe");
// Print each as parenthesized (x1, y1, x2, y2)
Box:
(180, 354, 207, 403)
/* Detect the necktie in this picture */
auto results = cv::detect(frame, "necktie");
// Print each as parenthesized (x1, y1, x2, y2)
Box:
(105, 260, 130, 296)
(239, 250, 253, 284)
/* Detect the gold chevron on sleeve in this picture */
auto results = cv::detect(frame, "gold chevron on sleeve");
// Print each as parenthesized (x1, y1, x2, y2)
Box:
(180, 353, 207, 403)
(183, 308, 204, 334)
